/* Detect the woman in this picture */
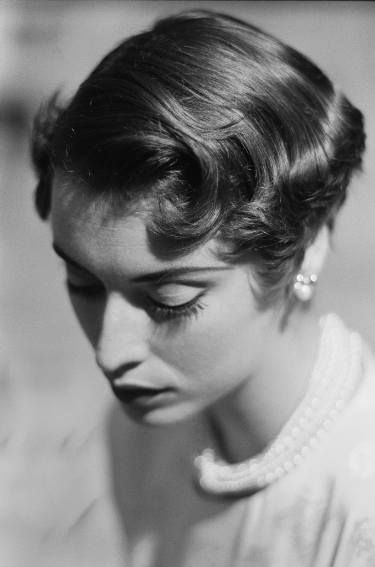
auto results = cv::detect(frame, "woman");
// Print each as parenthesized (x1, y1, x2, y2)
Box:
(31, 10, 375, 566)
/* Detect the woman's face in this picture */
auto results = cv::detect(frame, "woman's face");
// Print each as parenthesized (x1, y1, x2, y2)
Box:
(51, 181, 282, 425)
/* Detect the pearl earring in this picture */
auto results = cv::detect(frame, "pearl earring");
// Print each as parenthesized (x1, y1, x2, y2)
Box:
(293, 273, 318, 302)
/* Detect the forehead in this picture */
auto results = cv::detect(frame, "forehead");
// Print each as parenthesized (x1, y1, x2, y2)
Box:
(50, 175, 226, 274)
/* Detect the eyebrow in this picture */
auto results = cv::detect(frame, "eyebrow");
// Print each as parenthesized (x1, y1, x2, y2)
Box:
(52, 243, 231, 284)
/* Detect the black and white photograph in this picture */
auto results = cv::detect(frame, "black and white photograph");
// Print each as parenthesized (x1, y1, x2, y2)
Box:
(1, 1, 374, 566)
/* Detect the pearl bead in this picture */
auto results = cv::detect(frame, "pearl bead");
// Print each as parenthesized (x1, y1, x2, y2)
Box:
(265, 472, 275, 484)
(194, 316, 362, 496)
(293, 454, 302, 465)
(291, 427, 301, 438)
(301, 446, 309, 457)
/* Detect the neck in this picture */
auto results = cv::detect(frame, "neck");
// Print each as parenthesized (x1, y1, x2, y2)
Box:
(207, 307, 321, 464)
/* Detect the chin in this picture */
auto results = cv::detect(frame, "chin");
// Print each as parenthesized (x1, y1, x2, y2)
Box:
(119, 399, 204, 427)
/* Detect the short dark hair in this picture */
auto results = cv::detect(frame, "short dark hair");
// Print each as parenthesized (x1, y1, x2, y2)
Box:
(31, 10, 366, 305)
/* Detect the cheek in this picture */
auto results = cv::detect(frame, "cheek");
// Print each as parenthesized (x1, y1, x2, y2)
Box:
(153, 289, 270, 387)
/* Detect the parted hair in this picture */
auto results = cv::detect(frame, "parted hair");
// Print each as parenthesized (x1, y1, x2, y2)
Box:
(31, 10, 366, 305)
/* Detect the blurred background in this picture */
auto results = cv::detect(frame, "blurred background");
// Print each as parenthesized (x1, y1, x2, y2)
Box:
(0, 1, 374, 565)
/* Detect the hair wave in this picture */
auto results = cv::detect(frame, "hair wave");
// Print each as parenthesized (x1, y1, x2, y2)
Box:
(31, 10, 366, 304)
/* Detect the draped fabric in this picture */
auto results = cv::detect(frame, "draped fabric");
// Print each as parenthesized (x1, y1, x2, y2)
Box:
(108, 314, 375, 566)
(2, 314, 375, 566)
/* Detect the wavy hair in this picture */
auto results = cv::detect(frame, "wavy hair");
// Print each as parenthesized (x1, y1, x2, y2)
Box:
(31, 10, 366, 305)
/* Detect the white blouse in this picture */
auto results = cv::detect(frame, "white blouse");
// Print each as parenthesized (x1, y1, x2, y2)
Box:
(107, 314, 375, 566)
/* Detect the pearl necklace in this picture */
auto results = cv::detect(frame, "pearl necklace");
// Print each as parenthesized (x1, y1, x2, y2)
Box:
(194, 314, 362, 496)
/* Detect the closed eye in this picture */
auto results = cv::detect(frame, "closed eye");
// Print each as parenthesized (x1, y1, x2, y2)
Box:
(67, 279, 207, 322)
(146, 293, 206, 322)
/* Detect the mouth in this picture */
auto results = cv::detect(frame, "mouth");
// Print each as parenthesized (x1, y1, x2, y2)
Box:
(110, 383, 174, 406)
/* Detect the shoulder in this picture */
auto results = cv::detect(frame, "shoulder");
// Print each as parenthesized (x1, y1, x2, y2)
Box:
(277, 337, 375, 520)
(331, 341, 375, 469)
(330, 342, 375, 500)
(261, 349, 375, 566)
(294, 338, 375, 512)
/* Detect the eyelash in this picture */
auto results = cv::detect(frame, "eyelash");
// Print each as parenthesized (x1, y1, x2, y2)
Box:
(66, 282, 206, 322)
(147, 296, 206, 322)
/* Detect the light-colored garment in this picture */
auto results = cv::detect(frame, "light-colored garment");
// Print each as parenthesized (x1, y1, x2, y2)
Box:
(108, 314, 375, 567)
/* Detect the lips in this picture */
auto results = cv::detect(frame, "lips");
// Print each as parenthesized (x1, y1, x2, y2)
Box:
(110, 383, 173, 405)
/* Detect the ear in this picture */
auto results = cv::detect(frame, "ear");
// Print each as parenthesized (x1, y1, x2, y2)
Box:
(300, 225, 330, 278)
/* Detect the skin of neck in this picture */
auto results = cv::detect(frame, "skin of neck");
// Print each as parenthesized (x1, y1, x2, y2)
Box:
(207, 304, 322, 464)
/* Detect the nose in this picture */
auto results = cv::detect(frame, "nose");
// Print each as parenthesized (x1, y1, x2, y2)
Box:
(95, 292, 149, 380)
